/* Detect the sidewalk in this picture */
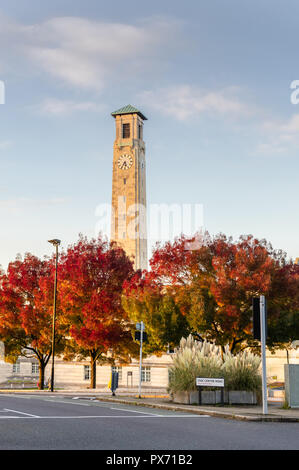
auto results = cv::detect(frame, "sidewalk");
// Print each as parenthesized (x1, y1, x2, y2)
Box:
(95, 394, 299, 422)
(1, 388, 298, 422)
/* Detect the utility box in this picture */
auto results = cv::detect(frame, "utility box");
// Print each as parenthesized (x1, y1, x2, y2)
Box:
(284, 364, 299, 408)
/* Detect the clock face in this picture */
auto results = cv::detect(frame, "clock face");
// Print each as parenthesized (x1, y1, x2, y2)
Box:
(118, 154, 133, 170)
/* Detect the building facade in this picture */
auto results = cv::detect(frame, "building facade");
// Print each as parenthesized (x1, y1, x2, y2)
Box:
(110, 105, 148, 271)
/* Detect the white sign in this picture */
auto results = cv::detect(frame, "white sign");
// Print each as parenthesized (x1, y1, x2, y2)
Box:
(196, 377, 224, 387)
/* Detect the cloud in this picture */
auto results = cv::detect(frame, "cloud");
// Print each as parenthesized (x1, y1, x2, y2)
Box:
(256, 114, 299, 155)
(0, 15, 180, 91)
(0, 197, 68, 214)
(255, 142, 288, 155)
(263, 114, 299, 134)
(138, 85, 252, 121)
(139, 84, 299, 157)
(0, 140, 12, 150)
(36, 98, 104, 116)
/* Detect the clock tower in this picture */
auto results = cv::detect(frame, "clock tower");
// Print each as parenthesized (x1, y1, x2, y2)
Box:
(111, 105, 148, 271)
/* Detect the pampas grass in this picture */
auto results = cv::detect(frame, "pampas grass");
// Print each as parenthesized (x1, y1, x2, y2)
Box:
(221, 347, 262, 391)
(168, 335, 261, 393)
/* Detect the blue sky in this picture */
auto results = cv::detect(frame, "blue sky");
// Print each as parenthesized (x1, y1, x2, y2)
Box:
(0, 0, 299, 269)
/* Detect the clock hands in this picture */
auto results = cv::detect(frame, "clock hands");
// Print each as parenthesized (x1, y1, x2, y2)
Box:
(118, 154, 133, 170)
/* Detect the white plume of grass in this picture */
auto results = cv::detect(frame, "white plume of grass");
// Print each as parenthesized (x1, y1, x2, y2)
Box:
(221, 346, 262, 391)
(168, 335, 262, 393)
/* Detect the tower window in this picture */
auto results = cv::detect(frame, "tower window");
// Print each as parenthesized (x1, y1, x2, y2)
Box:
(122, 123, 130, 138)
(138, 124, 142, 139)
(123, 178, 126, 185)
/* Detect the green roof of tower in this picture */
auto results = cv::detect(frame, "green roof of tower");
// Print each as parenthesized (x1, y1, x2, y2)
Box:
(111, 104, 147, 120)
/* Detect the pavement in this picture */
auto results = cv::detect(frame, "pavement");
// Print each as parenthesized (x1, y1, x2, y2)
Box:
(1, 388, 298, 422)
(2, 392, 299, 450)
(95, 394, 299, 422)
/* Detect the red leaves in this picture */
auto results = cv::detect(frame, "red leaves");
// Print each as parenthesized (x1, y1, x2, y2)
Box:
(149, 237, 193, 287)
(6, 253, 50, 299)
(145, 232, 288, 351)
(58, 235, 135, 357)
(0, 253, 59, 361)
(0, 235, 136, 368)
(0, 230, 293, 360)
(210, 235, 276, 310)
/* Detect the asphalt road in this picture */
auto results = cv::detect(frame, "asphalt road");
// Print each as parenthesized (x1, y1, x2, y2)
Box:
(0, 393, 299, 450)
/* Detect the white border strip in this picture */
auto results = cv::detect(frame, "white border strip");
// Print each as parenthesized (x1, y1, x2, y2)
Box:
(0, 414, 209, 419)
(4, 408, 39, 418)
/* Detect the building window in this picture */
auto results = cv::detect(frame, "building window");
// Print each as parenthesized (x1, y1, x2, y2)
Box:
(12, 362, 20, 374)
(84, 365, 91, 381)
(122, 123, 130, 138)
(123, 178, 126, 185)
(31, 363, 39, 375)
(141, 366, 151, 383)
(138, 124, 142, 139)
(111, 366, 122, 383)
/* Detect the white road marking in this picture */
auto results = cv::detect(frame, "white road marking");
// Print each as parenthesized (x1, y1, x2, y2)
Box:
(0, 396, 211, 419)
(0, 394, 32, 399)
(110, 407, 162, 416)
(3, 408, 39, 418)
(0, 414, 209, 419)
(0, 416, 27, 419)
(72, 397, 97, 400)
(42, 399, 91, 406)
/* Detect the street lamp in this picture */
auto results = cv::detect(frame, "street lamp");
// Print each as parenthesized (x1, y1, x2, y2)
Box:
(48, 239, 61, 392)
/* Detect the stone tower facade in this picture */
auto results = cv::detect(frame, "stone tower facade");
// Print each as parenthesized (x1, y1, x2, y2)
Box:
(111, 105, 148, 271)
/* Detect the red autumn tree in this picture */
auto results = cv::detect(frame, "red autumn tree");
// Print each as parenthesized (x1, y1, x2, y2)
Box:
(207, 234, 283, 351)
(266, 262, 299, 356)
(58, 235, 138, 389)
(0, 253, 66, 389)
(148, 232, 287, 353)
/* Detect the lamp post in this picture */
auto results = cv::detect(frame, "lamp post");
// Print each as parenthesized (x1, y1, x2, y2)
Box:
(137, 321, 144, 399)
(48, 239, 61, 392)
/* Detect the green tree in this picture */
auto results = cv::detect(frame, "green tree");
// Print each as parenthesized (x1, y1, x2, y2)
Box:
(122, 272, 190, 355)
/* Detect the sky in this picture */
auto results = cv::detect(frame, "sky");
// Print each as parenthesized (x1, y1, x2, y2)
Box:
(0, 0, 299, 269)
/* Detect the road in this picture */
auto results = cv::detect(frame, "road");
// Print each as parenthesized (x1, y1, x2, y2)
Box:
(0, 393, 298, 450)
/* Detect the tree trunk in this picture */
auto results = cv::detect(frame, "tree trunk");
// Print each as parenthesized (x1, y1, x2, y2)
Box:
(229, 338, 237, 355)
(38, 362, 45, 390)
(220, 346, 225, 361)
(90, 355, 97, 389)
